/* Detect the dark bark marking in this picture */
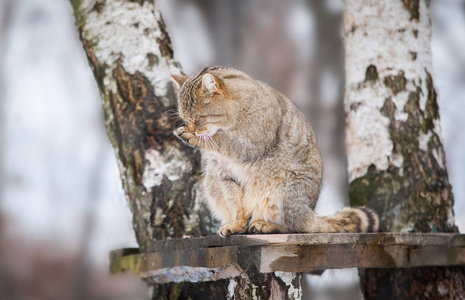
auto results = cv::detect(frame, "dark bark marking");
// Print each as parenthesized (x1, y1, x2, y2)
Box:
(127, 0, 151, 5)
(156, 16, 174, 60)
(381, 96, 396, 123)
(350, 71, 456, 233)
(92, 0, 105, 13)
(232, 267, 300, 300)
(383, 70, 407, 95)
(111, 59, 177, 153)
(150, 169, 203, 240)
(146, 53, 159, 68)
(410, 51, 417, 61)
(365, 64, 379, 82)
(152, 280, 229, 300)
(350, 25, 357, 33)
(401, 0, 420, 21)
(350, 102, 362, 112)
(79, 29, 107, 91)
(108, 61, 212, 243)
(107, 89, 153, 249)
(361, 267, 465, 300)
(349, 165, 401, 232)
(413, 29, 419, 38)
(425, 70, 439, 120)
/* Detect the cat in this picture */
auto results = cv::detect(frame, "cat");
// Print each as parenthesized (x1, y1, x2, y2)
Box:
(172, 66, 379, 237)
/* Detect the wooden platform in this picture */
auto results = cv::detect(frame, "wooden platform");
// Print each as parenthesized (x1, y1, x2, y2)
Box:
(109, 233, 465, 284)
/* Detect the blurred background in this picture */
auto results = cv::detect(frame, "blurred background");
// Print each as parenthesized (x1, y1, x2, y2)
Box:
(0, 0, 464, 299)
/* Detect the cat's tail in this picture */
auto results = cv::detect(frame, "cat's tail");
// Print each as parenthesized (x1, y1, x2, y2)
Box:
(316, 207, 379, 233)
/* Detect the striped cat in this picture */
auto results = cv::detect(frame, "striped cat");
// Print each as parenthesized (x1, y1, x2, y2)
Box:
(172, 66, 379, 237)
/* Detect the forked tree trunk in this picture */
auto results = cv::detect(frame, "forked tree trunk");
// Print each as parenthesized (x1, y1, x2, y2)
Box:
(343, 0, 465, 298)
(69, 0, 300, 298)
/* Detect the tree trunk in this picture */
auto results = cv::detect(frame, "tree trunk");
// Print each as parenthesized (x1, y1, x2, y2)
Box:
(343, 0, 465, 299)
(70, 0, 301, 298)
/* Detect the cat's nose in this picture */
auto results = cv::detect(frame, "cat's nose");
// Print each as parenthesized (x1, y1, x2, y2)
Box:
(187, 122, 197, 132)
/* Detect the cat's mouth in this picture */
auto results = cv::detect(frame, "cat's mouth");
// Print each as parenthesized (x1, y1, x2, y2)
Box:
(194, 131, 218, 150)
(197, 134, 210, 142)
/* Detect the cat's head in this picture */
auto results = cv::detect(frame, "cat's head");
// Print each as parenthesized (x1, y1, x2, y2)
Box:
(172, 68, 239, 137)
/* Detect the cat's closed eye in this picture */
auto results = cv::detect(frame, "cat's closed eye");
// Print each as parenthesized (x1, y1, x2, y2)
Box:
(197, 114, 226, 123)
(205, 114, 226, 118)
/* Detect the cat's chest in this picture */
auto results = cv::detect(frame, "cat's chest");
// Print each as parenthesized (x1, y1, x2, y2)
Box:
(204, 153, 257, 184)
(204, 152, 281, 193)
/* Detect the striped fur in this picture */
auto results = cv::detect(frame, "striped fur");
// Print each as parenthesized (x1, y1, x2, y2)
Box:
(319, 207, 379, 233)
(173, 66, 379, 236)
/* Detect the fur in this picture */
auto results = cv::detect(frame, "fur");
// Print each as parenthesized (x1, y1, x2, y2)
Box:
(173, 66, 379, 237)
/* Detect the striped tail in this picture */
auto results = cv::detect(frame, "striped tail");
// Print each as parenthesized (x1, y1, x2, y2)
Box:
(317, 207, 379, 233)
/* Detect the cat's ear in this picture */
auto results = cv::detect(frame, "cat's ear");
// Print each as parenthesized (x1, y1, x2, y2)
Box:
(201, 73, 220, 95)
(171, 74, 189, 87)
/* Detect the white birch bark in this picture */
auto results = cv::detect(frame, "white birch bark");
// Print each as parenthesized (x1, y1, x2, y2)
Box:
(70, 0, 301, 298)
(343, 1, 465, 298)
(343, 0, 455, 233)
(70, 0, 218, 248)
(344, 0, 437, 182)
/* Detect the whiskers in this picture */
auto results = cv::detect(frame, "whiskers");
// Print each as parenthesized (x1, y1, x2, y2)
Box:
(164, 109, 183, 124)
(199, 134, 218, 152)
(208, 135, 219, 149)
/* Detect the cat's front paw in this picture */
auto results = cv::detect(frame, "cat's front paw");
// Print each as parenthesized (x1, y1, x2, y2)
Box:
(176, 126, 201, 148)
(219, 223, 247, 237)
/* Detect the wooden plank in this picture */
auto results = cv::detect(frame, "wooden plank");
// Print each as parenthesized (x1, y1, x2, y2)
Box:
(258, 244, 465, 273)
(110, 233, 465, 283)
(145, 233, 465, 252)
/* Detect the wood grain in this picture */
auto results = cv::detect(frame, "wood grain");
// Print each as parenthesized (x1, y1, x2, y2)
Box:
(110, 233, 465, 283)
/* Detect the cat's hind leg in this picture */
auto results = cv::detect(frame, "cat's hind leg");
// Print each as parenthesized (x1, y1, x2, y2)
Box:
(247, 220, 287, 234)
(267, 178, 321, 233)
(245, 196, 287, 234)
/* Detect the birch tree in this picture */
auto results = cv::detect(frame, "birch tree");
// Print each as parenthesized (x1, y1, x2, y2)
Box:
(343, 1, 465, 298)
(70, 0, 301, 298)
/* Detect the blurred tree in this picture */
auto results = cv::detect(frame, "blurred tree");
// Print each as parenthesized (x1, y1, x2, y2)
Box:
(0, 1, 19, 299)
(343, 1, 465, 299)
(70, 0, 301, 298)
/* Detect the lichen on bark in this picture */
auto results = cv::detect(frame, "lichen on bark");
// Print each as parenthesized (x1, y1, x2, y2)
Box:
(344, 0, 456, 234)
(349, 67, 456, 233)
